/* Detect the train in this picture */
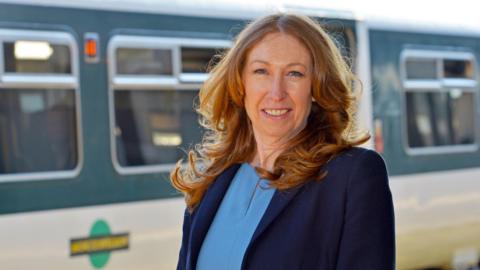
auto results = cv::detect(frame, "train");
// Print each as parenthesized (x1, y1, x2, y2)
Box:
(0, 0, 479, 269)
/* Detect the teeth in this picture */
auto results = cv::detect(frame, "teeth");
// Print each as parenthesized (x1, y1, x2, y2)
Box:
(265, 109, 288, 116)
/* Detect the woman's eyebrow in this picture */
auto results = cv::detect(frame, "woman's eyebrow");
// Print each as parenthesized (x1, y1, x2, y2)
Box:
(286, 63, 308, 69)
(249, 59, 269, 65)
(248, 59, 308, 69)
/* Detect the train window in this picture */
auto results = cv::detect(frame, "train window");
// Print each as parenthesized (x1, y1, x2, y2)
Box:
(405, 91, 474, 148)
(443, 59, 474, 79)
(114, 90, 199, 166)
(0, 29, 81, 180)
(109, 36, 230, 173)
(0, 90, 78, 173)
(116, 47, 173, 75)
(405, 58, 437, 79)
(181, 47, 218, 73)
(3, 41, 72, 74)
(402, 50, 477, 153)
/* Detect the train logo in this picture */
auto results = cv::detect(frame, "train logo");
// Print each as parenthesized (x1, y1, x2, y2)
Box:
(70, 219, 129, 269)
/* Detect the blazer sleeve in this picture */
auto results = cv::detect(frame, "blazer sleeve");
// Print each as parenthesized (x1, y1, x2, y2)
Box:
(336, 149, 396, 270)
(177, 208, 191, 270)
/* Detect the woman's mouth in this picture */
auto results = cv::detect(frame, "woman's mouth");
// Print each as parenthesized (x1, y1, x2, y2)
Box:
(262, 109, 291, 118)
(265, 109, 288, 116)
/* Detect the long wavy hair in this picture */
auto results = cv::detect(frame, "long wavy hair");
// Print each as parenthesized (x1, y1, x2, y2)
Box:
(171, 13, 369, 211)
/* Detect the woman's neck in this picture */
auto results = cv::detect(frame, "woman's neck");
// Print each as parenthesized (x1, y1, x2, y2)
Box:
(250, 134, 286, 171)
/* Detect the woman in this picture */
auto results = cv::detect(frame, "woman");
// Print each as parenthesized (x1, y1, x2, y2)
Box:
(171, 13, 395, 270)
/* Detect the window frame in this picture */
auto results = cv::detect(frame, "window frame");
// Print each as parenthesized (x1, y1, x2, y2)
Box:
(107, 35, 231, 174)
(400, 49, 479, 155)
(0, 29, 83, 182)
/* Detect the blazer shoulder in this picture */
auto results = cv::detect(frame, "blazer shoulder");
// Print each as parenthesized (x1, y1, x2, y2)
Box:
(328, 147, 384, 167)
(323, 147, 387, 183)
(339, 147, 389, 188)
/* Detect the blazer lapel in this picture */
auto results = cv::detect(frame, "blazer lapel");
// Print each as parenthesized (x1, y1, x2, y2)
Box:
(245, 185, 303, 257)
(187, 164, 241, 270)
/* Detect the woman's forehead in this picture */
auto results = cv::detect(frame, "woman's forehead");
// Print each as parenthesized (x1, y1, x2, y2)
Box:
(245, 32, 312, 66)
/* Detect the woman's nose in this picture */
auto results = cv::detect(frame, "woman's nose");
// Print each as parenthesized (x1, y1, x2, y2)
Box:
(268, 73, 287, 100)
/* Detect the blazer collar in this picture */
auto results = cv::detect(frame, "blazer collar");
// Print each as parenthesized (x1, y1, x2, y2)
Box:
(241, 185, 303, 269)
(187, 163, 241, 270)
(250, 185, 302, 242)
(187, 164, 304, 270)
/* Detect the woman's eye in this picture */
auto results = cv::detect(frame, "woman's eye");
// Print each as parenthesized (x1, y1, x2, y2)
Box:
(253, 68, 268, 75)
(288, 71, 304, 77)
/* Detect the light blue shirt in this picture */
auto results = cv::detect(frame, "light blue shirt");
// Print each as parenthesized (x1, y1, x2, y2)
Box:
(196, 163, 276, 270)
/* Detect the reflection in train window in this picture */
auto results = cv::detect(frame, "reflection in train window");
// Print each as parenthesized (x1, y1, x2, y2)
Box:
(443, 59, 474, 79)
(3, 41, 71, 74)
(114, 90, 200, 166)
(0, 89, 77, 173)
(402, 50, 477, 152)
(406, 91, 474, 148)
(181, 47, 218, 73)
(405, 58, 437, 80)
(115, 48, 173, 75)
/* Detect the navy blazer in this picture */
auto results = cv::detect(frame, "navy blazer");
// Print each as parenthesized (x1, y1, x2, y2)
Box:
(177, 147, 395, 270)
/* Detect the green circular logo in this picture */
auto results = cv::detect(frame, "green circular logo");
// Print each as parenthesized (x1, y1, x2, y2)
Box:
(89, 220, 111, 269)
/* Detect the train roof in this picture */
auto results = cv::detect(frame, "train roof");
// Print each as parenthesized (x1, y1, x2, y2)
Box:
(0, 0, 479, 36)
(0, 0, 356, 20)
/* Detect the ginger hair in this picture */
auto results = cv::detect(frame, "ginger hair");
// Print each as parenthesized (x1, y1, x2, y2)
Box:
(171, 13, 369, 211)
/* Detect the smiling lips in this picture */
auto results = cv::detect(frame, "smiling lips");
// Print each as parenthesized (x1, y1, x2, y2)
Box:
(262, 109, 291, 117)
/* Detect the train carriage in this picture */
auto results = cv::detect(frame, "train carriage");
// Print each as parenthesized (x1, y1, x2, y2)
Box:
(369, 21, 480, 268)
(0, 0, 479, 269)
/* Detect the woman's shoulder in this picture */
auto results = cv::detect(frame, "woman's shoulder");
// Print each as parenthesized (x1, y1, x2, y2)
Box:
(301, 147, 390, 208)
(322, 147, 388, 184)
(327, 147, 385, 168)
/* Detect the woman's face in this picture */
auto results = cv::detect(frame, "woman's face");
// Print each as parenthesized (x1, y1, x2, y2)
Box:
(242, 32, 313, 145)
